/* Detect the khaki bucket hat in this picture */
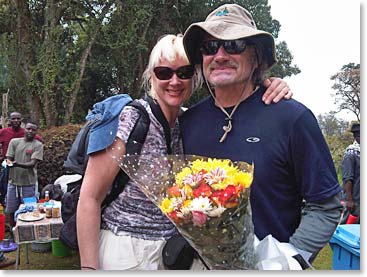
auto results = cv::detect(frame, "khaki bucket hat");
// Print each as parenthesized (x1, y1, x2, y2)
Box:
(183, 4, 277, 69)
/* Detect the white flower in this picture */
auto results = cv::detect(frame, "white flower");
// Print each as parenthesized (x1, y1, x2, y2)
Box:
(189, 196, 212, 213)
(207, 205, 226, 217)
(177, 206, 191, 218)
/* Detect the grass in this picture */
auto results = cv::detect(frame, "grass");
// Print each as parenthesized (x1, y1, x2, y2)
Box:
(2, 242, 80, 270)
(2, 242, 333, 270)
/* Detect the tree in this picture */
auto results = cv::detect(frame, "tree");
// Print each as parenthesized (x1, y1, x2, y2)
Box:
(331, 63, 360, 121)
(1, 0, 301, 126)
(317, 112, 349, 137)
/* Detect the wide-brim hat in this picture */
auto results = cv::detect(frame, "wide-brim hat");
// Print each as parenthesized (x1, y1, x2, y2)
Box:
(183, 4, 277, 69)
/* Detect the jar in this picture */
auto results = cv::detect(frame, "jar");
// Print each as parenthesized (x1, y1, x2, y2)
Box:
(52, 206, 60, 218)
(45, 205, 53, 218)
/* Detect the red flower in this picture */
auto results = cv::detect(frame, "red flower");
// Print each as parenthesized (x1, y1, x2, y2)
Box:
(167, 211, 181, 224)
(210, 185, 239, 208)
(193, 183, 212, 198)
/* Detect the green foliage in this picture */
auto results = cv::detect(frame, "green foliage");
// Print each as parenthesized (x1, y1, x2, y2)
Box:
(317, 112, 349, 137)
(37, 124, 82, 190)
(0, 0, 301, 125)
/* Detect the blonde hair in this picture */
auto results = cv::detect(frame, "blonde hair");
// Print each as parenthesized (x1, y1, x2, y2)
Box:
(141, 34, 202, 98)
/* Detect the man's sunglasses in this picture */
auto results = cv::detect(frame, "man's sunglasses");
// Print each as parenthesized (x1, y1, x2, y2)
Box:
(153, 65, 195, 80)
(201, 39, 249, 56)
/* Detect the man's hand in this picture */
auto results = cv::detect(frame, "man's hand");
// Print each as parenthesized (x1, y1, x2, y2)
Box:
(262, 77, 293, 105)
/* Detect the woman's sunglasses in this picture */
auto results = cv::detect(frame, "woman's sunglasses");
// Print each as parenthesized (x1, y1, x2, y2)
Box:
(200, 39, 249, 56)
(153, 65, 195, 80)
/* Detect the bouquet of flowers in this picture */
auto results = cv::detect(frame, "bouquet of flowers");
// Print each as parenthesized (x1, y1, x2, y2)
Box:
(111, 152, 258, 269)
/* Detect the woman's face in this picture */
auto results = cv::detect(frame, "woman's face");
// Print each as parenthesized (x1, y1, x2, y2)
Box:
(151, 56, 193, 111)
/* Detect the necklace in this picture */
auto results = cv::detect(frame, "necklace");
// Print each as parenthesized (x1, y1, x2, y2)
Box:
(205, 79, 258, 143)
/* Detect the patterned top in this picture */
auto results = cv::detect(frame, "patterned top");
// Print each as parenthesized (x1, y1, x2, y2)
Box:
(101, 99, 181, 240)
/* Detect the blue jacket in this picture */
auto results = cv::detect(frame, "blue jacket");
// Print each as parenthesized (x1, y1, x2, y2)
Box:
(86, 94, 132, 155)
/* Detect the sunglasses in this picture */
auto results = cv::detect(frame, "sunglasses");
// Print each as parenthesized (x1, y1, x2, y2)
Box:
(201, 39, 249, 56)
(153, 65, 195, 80)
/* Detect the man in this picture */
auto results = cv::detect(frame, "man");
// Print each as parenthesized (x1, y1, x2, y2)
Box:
(341, 123, 360, 223)
(5, 121, 44, 227)
(180, 4, 342, 268)
(0, 112, 42, 205)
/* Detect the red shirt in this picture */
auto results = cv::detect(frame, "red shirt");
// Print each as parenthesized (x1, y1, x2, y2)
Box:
(0, 127, 42, 160)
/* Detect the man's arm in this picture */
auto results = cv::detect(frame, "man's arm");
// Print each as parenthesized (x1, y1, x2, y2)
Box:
(289, 194, 343, 263)
(12, 158, 38, 169)
(342, 154, 356, 211)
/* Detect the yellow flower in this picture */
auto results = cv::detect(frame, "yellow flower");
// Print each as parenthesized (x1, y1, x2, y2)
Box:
(234, 171, 253, 188)
(175, 167, 192, 187)
(160, 198, 174, 213)
(183, 184, 193, 198)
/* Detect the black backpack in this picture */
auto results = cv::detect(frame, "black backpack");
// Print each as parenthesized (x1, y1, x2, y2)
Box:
(59, 99, 150, 250)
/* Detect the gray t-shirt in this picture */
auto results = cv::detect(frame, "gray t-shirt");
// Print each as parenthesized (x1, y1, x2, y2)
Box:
(7, 137, 44, 186)
(101, 99, 181, 240)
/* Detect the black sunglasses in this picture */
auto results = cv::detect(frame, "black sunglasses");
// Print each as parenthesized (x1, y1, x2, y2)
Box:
(201, 39, 249, 56)
(153, 65, 195, 80)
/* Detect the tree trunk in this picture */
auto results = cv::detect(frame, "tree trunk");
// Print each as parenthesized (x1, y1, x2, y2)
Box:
(15, 0, 42, 123)
(63, 32, 97, 124)
(63, 2, 113, 124)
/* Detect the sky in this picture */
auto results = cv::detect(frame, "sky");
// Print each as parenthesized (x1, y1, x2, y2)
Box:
(267, 0, 361, 122)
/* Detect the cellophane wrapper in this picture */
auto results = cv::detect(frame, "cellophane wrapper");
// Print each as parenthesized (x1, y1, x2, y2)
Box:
(110, 152, 258, 269)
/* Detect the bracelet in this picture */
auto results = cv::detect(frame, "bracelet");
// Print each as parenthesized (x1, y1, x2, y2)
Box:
(81, 266, 97, 270)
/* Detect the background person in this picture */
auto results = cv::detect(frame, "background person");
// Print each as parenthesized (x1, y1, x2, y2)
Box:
(5, 122, 44, 228)
(340, 123, 360, 224)
(0, 112, 42, 206)
(180, 3, 342, 268)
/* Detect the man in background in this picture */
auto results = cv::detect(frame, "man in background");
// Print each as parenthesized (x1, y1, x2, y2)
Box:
(5, 122, 44, 228)
(341, 123, 360, 224)
(0, 112, 42, 206)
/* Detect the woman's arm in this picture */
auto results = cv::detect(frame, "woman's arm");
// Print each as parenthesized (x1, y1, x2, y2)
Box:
(77, 138, 125, 270)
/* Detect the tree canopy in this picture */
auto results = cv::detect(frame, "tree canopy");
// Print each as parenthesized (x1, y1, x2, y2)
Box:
(331, 63, 360, 122)
(0, 0, 300, 126)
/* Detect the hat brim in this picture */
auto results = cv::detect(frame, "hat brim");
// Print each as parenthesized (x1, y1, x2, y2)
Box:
(183, 21, 277, 68)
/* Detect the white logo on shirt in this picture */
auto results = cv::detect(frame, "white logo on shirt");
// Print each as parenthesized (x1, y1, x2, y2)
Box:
(246, 137, 260, 143)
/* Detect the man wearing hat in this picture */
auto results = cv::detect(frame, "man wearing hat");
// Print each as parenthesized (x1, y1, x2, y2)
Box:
(180, 4, 342, 269)
(341, 123, 360, 223)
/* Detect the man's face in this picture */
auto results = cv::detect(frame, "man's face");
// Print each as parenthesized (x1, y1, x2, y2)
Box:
(9, 113, 22, 129)
(201, 36, 257, 89)
(25, 123, 38, 141)
(354, 132, 360, 144)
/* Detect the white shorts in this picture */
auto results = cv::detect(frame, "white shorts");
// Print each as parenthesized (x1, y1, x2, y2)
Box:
(99, 229, 166, 270)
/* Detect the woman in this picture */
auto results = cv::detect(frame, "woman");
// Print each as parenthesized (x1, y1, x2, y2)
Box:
(76, 34, 291, 270)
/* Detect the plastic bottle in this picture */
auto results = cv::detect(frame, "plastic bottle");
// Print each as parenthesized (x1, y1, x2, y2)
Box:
(0, 203, 5, 241)
(45, 191, 50, 202)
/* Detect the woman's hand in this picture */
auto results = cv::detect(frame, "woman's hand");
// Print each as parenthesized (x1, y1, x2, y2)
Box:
(262, 77, 293, 105)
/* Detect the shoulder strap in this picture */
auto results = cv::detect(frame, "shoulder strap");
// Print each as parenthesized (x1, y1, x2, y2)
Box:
(102, 99, 150, 207)
(144, 95, 172, 154)
(125, 100, 151, 155)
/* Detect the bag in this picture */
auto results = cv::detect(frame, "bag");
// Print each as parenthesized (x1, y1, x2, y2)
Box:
(59, 98, 150, 249)
(162, 234, 196, 270)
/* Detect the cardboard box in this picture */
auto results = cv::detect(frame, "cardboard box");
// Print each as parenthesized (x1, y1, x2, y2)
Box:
(329, 224, 360, 270)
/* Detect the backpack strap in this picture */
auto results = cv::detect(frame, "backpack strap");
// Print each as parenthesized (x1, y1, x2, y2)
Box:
(102, 99, 150, 207)
(144, 95, 172, 154)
